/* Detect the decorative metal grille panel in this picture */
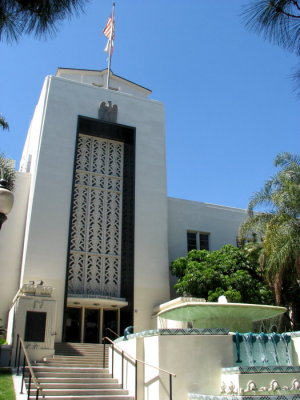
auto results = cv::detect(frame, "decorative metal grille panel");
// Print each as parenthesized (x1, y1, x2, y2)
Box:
(68, 134, 124, 297)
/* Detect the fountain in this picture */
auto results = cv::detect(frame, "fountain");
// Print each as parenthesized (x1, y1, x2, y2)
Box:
(156, 297, 286, 333)
(155, 297, 300, 400)
(113, 297, 300, 400)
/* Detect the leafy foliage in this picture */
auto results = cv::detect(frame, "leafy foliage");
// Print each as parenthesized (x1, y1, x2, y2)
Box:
(0, 0, 89, 42)
(240, 152, 300, 310)
(0, 319, 6, 338)
(170, 244, 273, 304)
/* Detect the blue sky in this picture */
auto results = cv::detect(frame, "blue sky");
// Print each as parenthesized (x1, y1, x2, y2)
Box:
(0, 0, 299, 209)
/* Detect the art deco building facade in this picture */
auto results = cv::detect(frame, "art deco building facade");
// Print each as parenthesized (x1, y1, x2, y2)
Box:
(0, 68, 247, 354)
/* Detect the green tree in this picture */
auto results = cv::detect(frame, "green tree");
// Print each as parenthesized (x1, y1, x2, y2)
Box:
(170, 244, 273, 304)
(0, 0, 89, 42)
(240, 152, 300, 326)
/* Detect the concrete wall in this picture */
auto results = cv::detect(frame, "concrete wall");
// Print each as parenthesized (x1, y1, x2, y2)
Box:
(168, 197, 248, 296)
(56, 69, 151, 98)
(18, 73, 169, 339)
(10, 295, 57, 361)
(0, 172, 31, 326)
(291, 336, 300, 365)
(168, 197, 248, 262)
(115, 334, 234, 400)
(111, 337, 142, 398)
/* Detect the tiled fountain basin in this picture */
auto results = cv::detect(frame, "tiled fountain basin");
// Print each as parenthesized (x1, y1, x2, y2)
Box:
(221, 366, 300, 394)
(156, 298, 286, 332)
(188, 395, 300, 400)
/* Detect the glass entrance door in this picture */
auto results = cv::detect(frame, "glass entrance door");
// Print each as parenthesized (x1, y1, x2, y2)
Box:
(65, 307, 81, 342)
(65, 306, 120, 343)
(84, 308, 100, 343)
(103, 309, 118, 340)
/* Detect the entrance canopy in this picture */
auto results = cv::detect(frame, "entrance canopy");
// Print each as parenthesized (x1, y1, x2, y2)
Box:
(67, 296, 128, 309)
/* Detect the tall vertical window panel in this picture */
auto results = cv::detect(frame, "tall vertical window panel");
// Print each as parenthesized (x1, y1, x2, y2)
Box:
(68, 134, 123, 298)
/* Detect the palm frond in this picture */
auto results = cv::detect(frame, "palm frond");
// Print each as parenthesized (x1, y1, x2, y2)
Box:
(240, 152, 300, 311)
(274, 151, 300, 167)
(239, 212, 274, 236)
(248, 178, 276, 214)
(242, 0, 300, 54)
(0, 115, 9, 130)
(0, 0, 89, 42)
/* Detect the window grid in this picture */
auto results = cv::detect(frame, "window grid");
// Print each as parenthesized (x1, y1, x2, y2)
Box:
(187, 231, 209, 252)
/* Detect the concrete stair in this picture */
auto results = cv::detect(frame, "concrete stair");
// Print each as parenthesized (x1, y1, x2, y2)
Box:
(26, 342, 134, 400)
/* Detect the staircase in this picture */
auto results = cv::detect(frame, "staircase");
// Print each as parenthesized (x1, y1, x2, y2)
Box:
(27, 342, 134, 400)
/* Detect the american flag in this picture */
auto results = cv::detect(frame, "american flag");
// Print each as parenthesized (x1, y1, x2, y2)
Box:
(103, 16, 113, 38)
(103, 16, 114, 53)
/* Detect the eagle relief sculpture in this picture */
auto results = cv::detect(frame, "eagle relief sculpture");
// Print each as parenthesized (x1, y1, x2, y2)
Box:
(98, 101, 118, 123)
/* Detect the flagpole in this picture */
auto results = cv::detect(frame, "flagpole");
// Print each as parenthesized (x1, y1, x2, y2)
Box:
(106, 3, 115, 89)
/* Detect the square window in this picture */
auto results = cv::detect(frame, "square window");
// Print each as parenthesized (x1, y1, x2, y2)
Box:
(187, 231, 209, 252)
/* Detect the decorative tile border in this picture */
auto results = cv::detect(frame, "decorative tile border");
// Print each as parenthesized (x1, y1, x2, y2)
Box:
(286, 332, 300, 337)
(222, 367, 300, 374)
(188, 394, 300, 400)
(114, 328, 229, 342)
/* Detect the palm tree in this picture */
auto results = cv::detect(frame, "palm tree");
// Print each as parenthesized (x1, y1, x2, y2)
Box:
(240, 153, 300, 322)
(0, 0, 89, 42)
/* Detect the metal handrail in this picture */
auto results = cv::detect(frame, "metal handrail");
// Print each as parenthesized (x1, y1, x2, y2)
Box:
(104, 327, 120, 338)
(14, 334, 44, 400)
(103, 336, 176, 400)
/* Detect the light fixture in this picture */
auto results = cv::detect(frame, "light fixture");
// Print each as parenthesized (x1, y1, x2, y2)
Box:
(0, 178, 14, 230)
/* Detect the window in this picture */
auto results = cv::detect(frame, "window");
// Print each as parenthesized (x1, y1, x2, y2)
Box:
(187, 231, 209, 252)
(24, 311, 47, 342)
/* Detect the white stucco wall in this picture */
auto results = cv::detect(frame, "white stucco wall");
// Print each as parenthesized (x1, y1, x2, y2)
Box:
(0, 172, 31, 325)
(56, 68, 151, 98)
(168, 197, 248, 262)
(115, 334, 234, 400)
(18, 73, 169, 339)
(167, 198, 248, 297)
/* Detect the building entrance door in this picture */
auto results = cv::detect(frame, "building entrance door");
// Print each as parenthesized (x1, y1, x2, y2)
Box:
(64, 307, 120, 343)
(84, 308, 100, 343)
(103, 309, 119, 340)
(65, 307, 81, 342)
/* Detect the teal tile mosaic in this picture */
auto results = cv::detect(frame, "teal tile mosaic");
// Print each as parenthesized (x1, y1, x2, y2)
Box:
(188, 394, 300, 400)
(114, 328, 229, 342)
(222, 367, 300, 374)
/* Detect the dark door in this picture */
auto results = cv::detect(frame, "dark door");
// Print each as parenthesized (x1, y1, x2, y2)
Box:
(84, 309, 100, 343)
(65, 307, 81, 342)
(103, 309, 118, 340)
(24, 311, 47, 342)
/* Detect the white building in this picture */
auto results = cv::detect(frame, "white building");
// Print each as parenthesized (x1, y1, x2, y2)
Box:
(0, 68, 247, 354)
